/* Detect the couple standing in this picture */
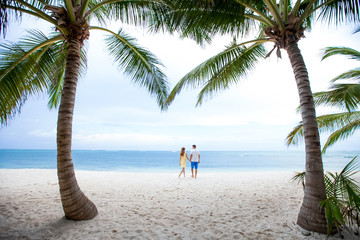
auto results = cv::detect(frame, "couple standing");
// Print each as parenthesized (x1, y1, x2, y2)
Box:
(179, 145, 200, 179)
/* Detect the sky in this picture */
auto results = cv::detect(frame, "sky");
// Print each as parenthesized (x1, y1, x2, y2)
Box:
(0, 16, 359, 152)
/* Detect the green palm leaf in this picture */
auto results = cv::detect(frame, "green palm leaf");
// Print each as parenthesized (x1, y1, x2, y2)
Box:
(88, 0, 167, 26)
(292, 171, 306, 189)
(322, 115, 360, 153)
(0, 29, 89, 123)
(313, 83, 360, 112)
(324, 172, 338, 197)
(317, 111, 360, 129)
(317, 0, 360, 24)
(0, 30, 64, 123)
(99, 27, 169, 109)
(85, 0, 109, 25)
(322, 47, 360, 62)
(338, 156, 360, 181)
(195, 43, 266, 106)
(286, 111, 360, 153)
(336, 157, 360, 213)
(285, 123, 304, 146)
(320, 197, 344, 234)
(166, 41, 266, 106)
(151, 0, 259, 45)
(330, 69, 360, 83)
(321, 47, 360, 89)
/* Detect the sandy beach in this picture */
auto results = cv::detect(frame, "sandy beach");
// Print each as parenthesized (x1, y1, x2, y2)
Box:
(0, 169, 358, 239)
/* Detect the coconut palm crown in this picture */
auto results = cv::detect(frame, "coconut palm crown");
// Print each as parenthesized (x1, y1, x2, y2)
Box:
(0, 0, 169, 220)
(287, 46, 360, 153)
(155, 0, 359, 234)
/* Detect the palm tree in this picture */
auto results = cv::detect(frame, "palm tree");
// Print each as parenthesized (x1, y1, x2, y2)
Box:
(0, 0, 169, 220)
(157, 0, 359, 234)
(287, 46, 360, 153)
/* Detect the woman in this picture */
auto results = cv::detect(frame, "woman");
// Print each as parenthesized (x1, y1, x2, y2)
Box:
(179, 147, 189, 178)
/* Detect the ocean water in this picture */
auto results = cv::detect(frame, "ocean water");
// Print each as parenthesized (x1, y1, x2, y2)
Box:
(0, 149, 359, 172)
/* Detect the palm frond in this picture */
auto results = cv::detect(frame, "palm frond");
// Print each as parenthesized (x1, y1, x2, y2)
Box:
(195, 42, 266, 106)
(296, 0, 316, 30)
(166, 41, 266, 107)
(292, 171, 306, 190)
(88, 0, 166, 27)
(0, 29, 65, 125)
(317, 0, 360, 24)
(330, 69, 360, 84)
(324, 156, 360, 233)
(339, 156, 360, 180)
(286, 111, 360, 152)
(317, 111, 360, 129)
(285, 121, 304, 146)
(7, 0, 57, 25)
(324, 172, 337, 197)
(336, 156, 360, 211)
(151, 0, 259, 45)
(24, 0, 53, 11)
(85, 0, 108, 25)
(98, 27, 169, 109)
(322, 47, 360, 62)
(344, 181, 360, 213)
(320, 197, 345, 234)
(313, 83, 360, 112)
(322, 115, 360, 153)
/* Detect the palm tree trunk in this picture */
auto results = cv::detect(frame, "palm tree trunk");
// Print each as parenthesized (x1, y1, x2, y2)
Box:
(286, 42, 328, 234)
(57, 38, 98, 220)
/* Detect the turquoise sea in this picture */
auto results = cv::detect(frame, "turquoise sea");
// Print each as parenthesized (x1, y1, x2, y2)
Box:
(0, 149, 359, 172)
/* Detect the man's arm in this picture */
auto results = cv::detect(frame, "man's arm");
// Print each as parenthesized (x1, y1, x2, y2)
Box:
(190, 154, 193, 162)
(198, 154, 200, 164)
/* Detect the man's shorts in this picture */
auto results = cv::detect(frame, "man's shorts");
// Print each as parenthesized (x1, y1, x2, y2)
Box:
(191, 162, 199, 169)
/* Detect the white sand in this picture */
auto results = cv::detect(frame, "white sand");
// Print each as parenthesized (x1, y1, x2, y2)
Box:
(0, 169, 358, 239)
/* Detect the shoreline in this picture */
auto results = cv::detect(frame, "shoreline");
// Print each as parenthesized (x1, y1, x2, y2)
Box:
(1, 169, 358, 239)
(1, 149, 358, 173)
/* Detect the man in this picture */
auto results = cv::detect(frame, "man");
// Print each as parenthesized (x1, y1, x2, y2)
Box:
(190, 145, 200, 179)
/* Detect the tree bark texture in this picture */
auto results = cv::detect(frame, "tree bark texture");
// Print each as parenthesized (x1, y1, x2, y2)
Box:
(57, 38, 98, 220)
(286, 42, 328, 234)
